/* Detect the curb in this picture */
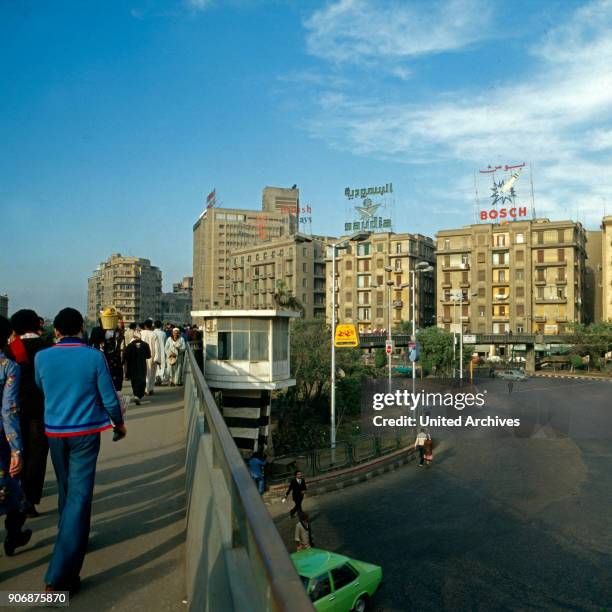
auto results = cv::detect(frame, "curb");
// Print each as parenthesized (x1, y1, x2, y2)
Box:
(264, 446, 417, 502)
(532, 373, 612, 381)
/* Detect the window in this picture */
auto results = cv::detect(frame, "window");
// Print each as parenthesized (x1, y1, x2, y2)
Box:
(376, 275, 383, 286)
(477, 252, 485, 264)
(330, 563, 358, 590)
(345, 260, 352, 271)
(357, 243, 371, 256)
(345, 291, 352, 302)
(516, 304, 525, 316)
(394, 259, 402, 271)
(217, 319, 270, 361)
(376, 307, 384, 319)
(444, 239, 451, 250)
(357, 307, 371, 321)
(477, 270, 485, 282)
(308, 573, 332, 602)
(478, 287, 485, 298)
(558, 248, 565, 262)
(516, 269, 524, 281)
(345, 308, 352, 318)
(395, 242, 402, 254)
(376, 243, 384, 252)
(376, 258, 384, 269)
(498, 270, 506, 282)
(516, 286, 524, 298)
(558, 229, 565, 243)
(444, 272, 451, 284)
(537, 250, 544, 263)
(357, 275, 370, 288)
(517, 325, 524, 333)
(516, 233, 525, 244)
(516, 250, 524, 262)
(461, 254, 469, 265)
(494, 234, 506, 246)
(492, 252, 508, 265)
(479, 306, 485, 317)
(377, 292, 383, 305)
(444, 255, 451, 267)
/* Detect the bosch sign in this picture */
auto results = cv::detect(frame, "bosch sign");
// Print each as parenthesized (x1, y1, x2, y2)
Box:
(480, 206, 528, 221)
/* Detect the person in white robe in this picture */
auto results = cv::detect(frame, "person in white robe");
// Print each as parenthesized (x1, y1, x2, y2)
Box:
(165, 328, 187, 386)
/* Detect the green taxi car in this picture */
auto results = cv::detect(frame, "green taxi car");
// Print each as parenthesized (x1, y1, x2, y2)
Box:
(291, 548, 382, 612)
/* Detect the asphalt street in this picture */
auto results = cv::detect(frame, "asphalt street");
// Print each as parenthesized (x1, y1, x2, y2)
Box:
(271, 377, 612, 611)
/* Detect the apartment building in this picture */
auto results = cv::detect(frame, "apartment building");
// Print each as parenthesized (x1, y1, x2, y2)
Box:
(87, 254, 162, 324)
(0, 294, 8, 318)
(603, 216, 612, 322)
(585, 230, 603, 324)
(192, 187, 298, 311)
(325, 232, 436, 333)
(229, 234, 330, 318)
(435, 219, 587, 335)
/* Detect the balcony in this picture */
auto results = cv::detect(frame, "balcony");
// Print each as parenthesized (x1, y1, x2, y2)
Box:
(493, 295, 509, 302)
(555, 279, 567, 285)
(441, 316, 452, 323)
(441, 281, 452, 288)
(459, 281, 470, 288)
(534, 315, 546, 322)
(535, 260, 567, 267)
(535, 297, 567, 304)
(492, 314, 510, 321)
(556, 316, 568, 322)
(442, 264, 469, 272)
(491, 280, 509, 287)
(534, 279, 546, 286)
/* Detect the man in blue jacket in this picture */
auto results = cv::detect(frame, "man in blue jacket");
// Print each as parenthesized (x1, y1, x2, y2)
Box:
(35, 307, 126, 593)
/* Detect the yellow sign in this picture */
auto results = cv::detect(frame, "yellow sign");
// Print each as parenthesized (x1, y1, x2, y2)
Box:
(334, 324, 359, 348)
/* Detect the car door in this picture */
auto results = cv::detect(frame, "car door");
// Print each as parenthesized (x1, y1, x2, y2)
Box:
(330, 563, 361, 610)
(308, 572, 336, 611)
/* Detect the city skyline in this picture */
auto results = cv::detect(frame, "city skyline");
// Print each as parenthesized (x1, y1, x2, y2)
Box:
(3, 0, 612, 316)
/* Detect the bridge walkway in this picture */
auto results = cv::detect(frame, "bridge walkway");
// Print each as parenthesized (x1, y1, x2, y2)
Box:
(1, 385, 187, 611)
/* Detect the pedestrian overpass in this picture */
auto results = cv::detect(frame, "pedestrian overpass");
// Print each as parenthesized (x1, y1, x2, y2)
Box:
(359, 333, 574, 371)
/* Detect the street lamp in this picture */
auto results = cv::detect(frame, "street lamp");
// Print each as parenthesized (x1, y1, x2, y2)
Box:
(330, 231, 371, 453)
(450, 289, 478, 383)
(410, 262, 434, 393)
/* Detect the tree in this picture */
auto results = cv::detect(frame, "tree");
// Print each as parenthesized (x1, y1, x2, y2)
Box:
(568, 322, 612, 370)
(415, 326, 460, 376)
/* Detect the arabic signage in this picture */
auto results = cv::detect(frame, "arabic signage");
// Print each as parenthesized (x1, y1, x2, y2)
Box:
(477, 163, 530, 223)
(344, 183, 393, 233)
(345, 183, 393, 200)
(335, 323, 359, 348)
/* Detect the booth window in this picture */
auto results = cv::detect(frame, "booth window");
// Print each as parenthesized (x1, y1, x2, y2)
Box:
(217, 318, 270, 361)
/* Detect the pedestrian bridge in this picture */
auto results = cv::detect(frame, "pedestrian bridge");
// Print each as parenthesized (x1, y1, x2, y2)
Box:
(3, 348, 313, 611)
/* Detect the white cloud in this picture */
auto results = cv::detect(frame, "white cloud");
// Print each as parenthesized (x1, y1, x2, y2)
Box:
(302, 0, 612, 226)
(304, 0, 493, 65)
(187, 0, 213, 11)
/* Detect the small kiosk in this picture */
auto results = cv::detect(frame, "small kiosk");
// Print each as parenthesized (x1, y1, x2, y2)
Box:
(191, 309, 299, 454)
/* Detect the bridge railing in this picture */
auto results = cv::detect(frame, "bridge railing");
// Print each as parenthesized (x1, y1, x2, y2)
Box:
(183, 346, 314, 611)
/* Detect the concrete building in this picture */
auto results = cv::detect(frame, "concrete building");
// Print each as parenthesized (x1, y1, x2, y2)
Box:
(229, 234, 331, 318)
(585, 230, 603, 324)
(261, 185, 299, 214)
(326, 232, 436, 334)
(87, 254, 162, 324)
(0, 294, 8, 318)
(161, 277, 193, 324)
(192, 187, 298, 311)
(173, 276, 193, 295)
(603, 216, 612, 322)
(435, 219, 587, 335)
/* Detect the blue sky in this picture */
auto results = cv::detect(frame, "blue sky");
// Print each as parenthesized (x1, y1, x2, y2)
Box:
(2, 0, 612, 317)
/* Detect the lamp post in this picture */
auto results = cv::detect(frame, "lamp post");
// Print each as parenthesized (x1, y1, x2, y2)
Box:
(451, 289, 478, 383)
(410, 262, 434, 393)
(330, 231, 370, 453)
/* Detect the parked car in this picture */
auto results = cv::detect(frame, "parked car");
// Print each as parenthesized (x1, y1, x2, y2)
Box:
(292, 548, 382, 612)
(496, 369, 528, 381)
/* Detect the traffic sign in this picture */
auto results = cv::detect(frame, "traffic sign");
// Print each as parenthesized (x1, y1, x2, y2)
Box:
(334, 324, 359, 348)
(385, 340, 393, 355)
(463, 334, 477, 344)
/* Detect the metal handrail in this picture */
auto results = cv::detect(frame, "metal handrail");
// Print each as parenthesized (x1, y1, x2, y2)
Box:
(184, 346, 313, 611)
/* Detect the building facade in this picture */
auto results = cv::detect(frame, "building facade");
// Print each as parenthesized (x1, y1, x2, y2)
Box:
(229, 234, 330, 318)
(326, 232, 436, 334)
(585, 230, 603, 324)
(192, 187, 298, 311)
(435, 219, 587, 335)
(0, 294, 8, 318)
(161, 292, 192, 325)
(87, 254, 162, 324)
(603, 216, 612, 322)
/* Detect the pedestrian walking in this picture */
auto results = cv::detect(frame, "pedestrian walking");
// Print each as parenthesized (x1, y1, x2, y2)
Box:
(9, 309, 52, 516)
(35, 308, 126, 593)
(123, 331, 150, 405)
(414, 428, 428, 466)
(508, 380, 514, 394)
(140, 319, 161, 396)
(165, 328, 186, 386)
(89, 325, 124, 392)
(423, 433, 434, 466)
(153, 320, 167, 386)
(283, 470, 307, 517)
(294, 511, 313, 552)
(0, 315, 32, 556)
(247, 452, 266, 495)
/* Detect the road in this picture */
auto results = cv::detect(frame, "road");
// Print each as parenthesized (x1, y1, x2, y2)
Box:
(271, 377, 612, 611)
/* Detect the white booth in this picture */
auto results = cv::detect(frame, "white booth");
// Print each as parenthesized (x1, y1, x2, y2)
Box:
(191, 309, 299, 453)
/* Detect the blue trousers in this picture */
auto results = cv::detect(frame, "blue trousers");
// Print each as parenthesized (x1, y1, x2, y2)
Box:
(46, 433, 100, 586)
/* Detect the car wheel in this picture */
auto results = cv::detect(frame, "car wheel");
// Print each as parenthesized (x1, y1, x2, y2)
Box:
(353, 595, 368, 612)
